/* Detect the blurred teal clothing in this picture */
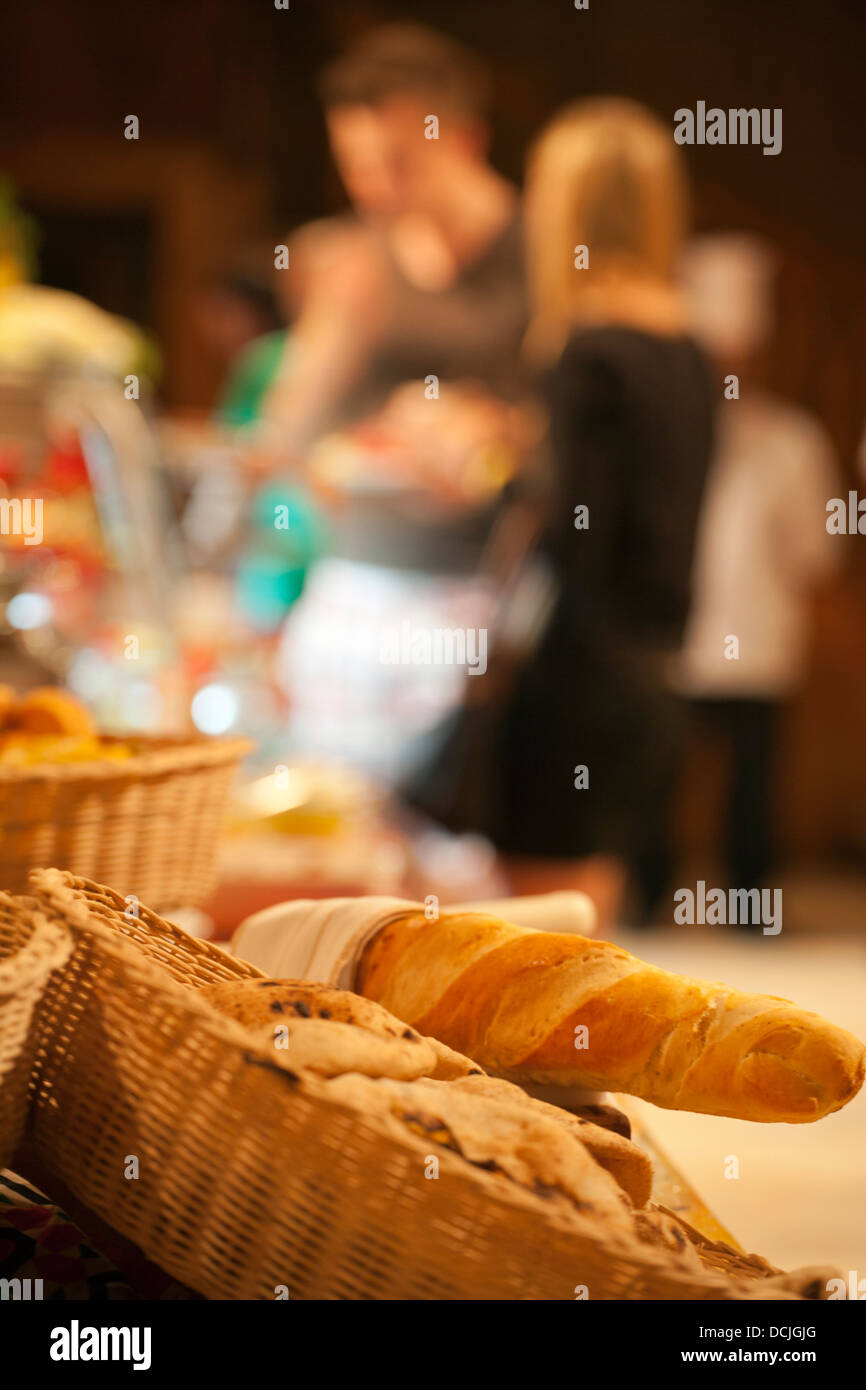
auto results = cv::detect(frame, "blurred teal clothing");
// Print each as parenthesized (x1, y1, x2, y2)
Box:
(237, 482, 327, 632)
(217, 330, 287, 429)
(215, 332, 327, 631)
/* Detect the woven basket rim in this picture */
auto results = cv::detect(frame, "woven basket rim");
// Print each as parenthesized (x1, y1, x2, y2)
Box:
(28, 868, 262, 983)
(26, 869, 824, 1301)
(0, 734, 253, 783)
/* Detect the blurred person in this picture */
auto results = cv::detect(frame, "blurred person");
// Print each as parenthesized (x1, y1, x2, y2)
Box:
(484, 99, 714, 926)
(196, 251, 286, 430)
(207, 225, 356, 435)
(265, 25, 532, 782)
(199, 245, 327, 632)
(261, 22, 527, 456)
(673, 235, 839, 903)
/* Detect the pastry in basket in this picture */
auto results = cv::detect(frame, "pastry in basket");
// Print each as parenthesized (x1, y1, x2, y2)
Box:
(448, 1074, 653, 1207)
(424, 1035, 486, 1080)
(197, 977, 441, 1081)
(357, 911, 866, 1123)
(198, 976, 653, 1205)
(0, 688, 136, 765)
(198, 977, 485, 1082)
(4, 687, 96, 737)
(568, 1102, 633, 1138)
(0, 733, 137, 766)
(322, 1071, 635, 1229)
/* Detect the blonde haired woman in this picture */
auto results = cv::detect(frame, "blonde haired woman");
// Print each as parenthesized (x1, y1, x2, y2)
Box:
(491, 99, 714, 925)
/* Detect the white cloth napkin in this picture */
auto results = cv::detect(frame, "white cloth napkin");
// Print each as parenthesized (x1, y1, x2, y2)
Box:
(230, 896, 421, 989)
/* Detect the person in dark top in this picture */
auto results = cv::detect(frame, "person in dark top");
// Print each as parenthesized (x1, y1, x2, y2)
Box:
(263, 23, 527, 454)
(491, 99, 715, 926)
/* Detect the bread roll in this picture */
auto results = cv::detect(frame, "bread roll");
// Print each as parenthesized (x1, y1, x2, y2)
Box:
(198, 978, 439, 1080)
(322, 1072, 634, 1226)
(199, 977, 421, 1040)
(357, 912, 865, 1123)
(424, 1035, 486, 1080)
(449, 1073, 653, 1206)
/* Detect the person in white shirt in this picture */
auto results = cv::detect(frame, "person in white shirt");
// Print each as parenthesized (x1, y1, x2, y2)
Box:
(676, 235, 838, 897)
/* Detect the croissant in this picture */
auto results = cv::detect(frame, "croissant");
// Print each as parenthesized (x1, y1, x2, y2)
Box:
(356, 911, 866, 1123)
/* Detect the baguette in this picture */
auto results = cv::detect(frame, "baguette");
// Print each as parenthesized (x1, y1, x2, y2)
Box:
(356, 912, 865, 1123)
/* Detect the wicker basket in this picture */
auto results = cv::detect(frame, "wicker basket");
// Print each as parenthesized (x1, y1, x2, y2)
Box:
(0, 891, 71, 1167)
(0, 736, 251, 909)
(17, 869, 835, 1301)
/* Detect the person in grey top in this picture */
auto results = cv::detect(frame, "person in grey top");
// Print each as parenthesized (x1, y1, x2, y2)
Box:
(267, 26, 530, 781)
(263, 23, 528, 457)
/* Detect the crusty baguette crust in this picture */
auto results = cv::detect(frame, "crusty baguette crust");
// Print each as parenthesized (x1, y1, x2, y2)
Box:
(357, 912, 865, 1123)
